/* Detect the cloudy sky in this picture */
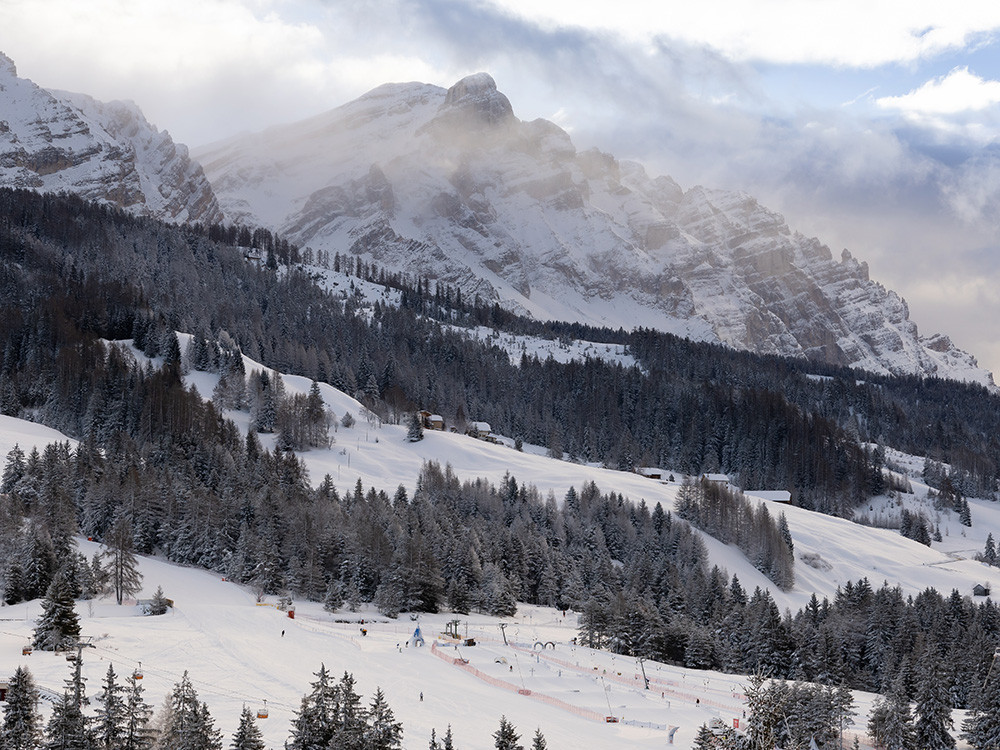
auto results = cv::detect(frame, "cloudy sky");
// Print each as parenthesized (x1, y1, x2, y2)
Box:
(3, 0, 1000, 375)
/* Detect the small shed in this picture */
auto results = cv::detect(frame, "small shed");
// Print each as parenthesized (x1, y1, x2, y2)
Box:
(636, 467, 663, 480)
(745, 490, 792, 504)
(701, 473, 729, 485)
(974, 583, 991, 597)
(426, 414, 445, 431)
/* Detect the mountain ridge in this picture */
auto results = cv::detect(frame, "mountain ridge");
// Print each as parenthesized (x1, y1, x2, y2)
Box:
(196, 73, 993, 386)
(0, 52, 222, 224)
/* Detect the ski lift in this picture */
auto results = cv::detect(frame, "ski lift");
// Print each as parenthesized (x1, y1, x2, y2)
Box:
(257, 699, 268, 719)
(21, 645, 32, 656)
(133, 662, 143, 680)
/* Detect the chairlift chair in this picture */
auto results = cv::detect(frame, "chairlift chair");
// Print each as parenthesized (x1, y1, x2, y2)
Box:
(22, 645, 32, 655)
(257, 699, 268, 719)
(133, 662, 143, 680)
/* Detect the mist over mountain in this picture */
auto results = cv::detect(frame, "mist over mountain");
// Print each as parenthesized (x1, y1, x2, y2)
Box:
(195, 72, 992, 386)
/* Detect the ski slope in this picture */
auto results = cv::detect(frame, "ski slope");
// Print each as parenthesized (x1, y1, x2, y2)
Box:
(0, 541, 885, 750)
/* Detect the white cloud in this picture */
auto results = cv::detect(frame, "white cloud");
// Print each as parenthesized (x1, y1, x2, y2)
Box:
(876, 67, 1000, 115)
(484, 0, 1000, 67)
(873, 67, 1000, 142)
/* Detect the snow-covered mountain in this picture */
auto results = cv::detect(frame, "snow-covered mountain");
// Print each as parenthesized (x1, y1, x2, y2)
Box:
(196, 73, 991, 385)
(0, 53, 221, 223)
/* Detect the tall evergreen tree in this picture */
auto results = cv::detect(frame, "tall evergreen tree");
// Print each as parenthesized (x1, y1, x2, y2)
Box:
(913, 655, 956, 750)
(95, 665, 126, 750)
(154, 672, 222, 750)
(1, 665, 42, 750)
(492, 717, 522, 750)
(286, 664, 338, 750)
(364, 687, 402, 750)
(122, 674, 155, 750)
(961, 656, 1000, 749)
(229, 707, 265, 750)
(44, 655, 93, 750)
(33, 570, 80, 651)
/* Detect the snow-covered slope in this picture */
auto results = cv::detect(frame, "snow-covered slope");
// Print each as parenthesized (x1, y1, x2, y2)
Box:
(175, 341, 1000, 613)
(0, 53, 221, 223)
(196, 73, 991, 386)
(0, 541, 883, 750)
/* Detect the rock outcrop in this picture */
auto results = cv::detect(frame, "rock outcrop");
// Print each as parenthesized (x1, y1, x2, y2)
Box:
(0, 52, 221, 224)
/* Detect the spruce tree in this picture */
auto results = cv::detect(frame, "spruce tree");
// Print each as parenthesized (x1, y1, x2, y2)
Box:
(122, 673, 155, 750)
(407, 413, 424, 442)
(33, 570, 80, 651)
(364, 687, 402, 750)
(1, 665, 42, 750)
(493, 716, 522, 750)
(961, 657, 1000, 749)
(145, 586, 169, 616)
(329, 672, 366, 749)
(693, 723, 716, 749)
(286, 664, 337, 750)
(155, 672, 222, 750)
(868, 680, 916, 750)
(229, 706, 265, 750)
(95, 664, 126, 750)
(529, 728, 547, 750)
(913, 655, 956, 750)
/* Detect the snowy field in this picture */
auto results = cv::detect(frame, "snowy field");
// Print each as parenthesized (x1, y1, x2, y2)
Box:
(0, 541, 886, 750)
(2, 340, 998, 747)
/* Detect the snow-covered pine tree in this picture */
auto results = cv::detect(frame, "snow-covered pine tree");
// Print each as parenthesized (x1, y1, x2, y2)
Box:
(122, 674, 155, 750)
(45, 654, 93, 750)
(329, 672, 366, 749)
(145, 586, 170, 616)
(961, 655, 1000, 749)
(95, 664, 127, 750)
(154, 672, 222, 750)
(868, 686, 917, 750)
(363, 687, 402, 750)
(286, 664, 338, 750)
(983, 533, 998, 566)
(1, 665, 42, 750)
(692, 723, 716, 749)
(530, 728, 547, 750)
(32, 570, 80, 651)
(229, 706, 265, 750)
(492, 716, 522, 750)
(441, 725, 455, 750)
(913, 654, 956, 750)
(407, 413, 424, 442)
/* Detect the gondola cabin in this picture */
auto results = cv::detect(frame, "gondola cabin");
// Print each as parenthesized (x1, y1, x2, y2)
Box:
(257, 700, 268, 719)
(133, 663, 143, 680)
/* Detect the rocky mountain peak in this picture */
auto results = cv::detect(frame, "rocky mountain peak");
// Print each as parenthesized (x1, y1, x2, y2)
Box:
(440, 72, 514, 127)
(0, 54, 221, 224)
(196, 73, 994, 387)
(0, 51, 16, 77)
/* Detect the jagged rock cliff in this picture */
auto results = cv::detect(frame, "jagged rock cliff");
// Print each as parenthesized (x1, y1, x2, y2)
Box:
(196, 73, 991, 385)
(0, 52, 221, 223)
